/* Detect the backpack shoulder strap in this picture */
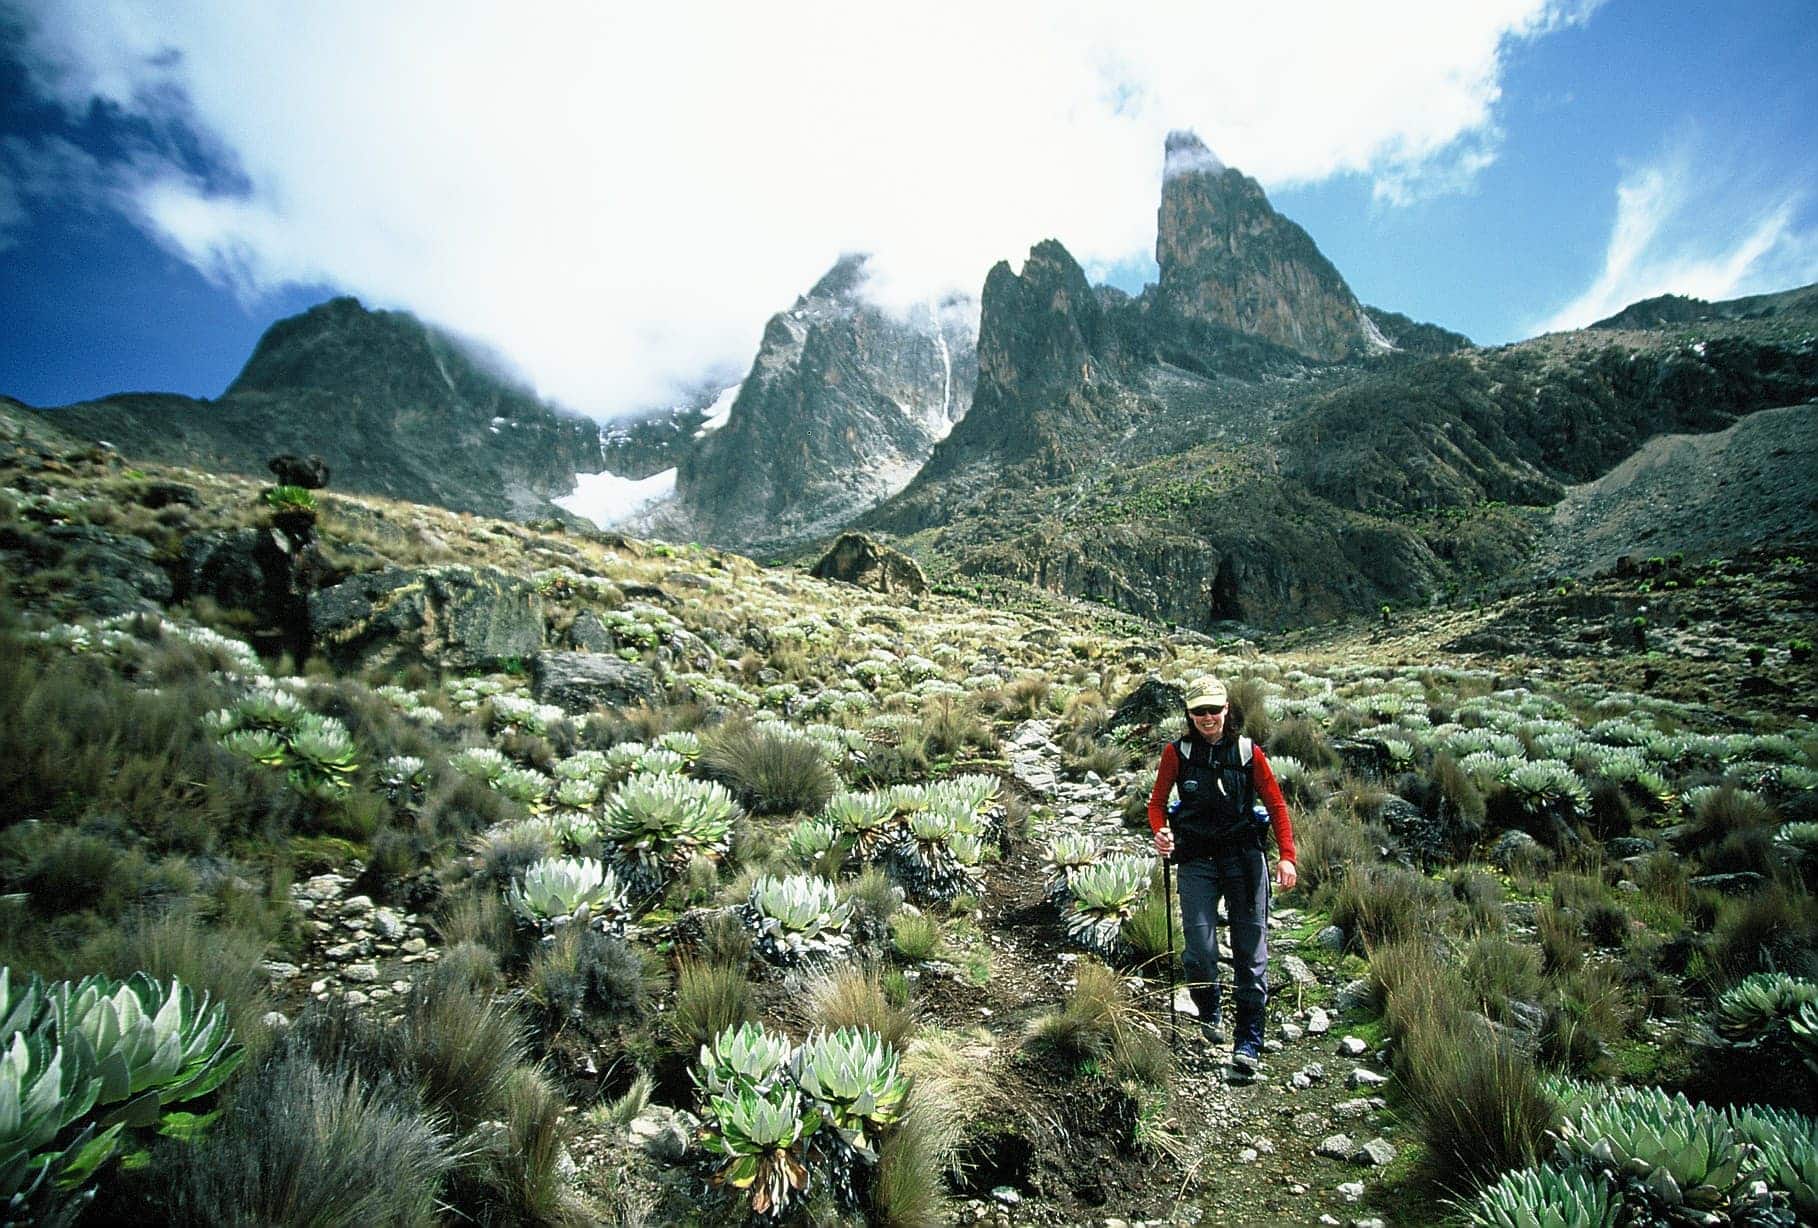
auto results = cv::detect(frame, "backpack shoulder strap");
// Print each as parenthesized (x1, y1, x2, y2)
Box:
(1237, 736, 1254, 765)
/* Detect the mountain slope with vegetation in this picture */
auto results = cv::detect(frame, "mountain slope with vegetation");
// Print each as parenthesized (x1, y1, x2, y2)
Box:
(2, 408, 1815, 1226)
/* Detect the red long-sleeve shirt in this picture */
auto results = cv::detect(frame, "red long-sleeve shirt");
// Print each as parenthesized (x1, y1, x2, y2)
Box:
(1147, 740, 1296, 864)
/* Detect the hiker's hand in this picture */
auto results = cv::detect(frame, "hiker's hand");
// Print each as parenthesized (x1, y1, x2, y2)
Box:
(1153, 828, 1173, 858)
(1275, 860, 1297, 891)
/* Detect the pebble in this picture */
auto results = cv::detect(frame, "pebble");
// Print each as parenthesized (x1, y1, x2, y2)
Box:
(1307, 1007, 1332, 1035)
(1315, 925, 1346, 951)
(1337, 1036, 1367, 1057)
(401, 937, 429, 955)
(991, 1186, 1020, 1207)
(1334, 978, 1374, 1012)
(1238, 1147, 1259, 1163)
(343, 962, 381, 983)
(1282, 954, 1318, 986)
(343, 990, 370, 1006)
(1354, 1137, 1397, 1167)
(1280, 1022, 1305, 1041)
(1332, 1096, 1387, 1119)
(1337, 1181, 1366, 1202)
(1350, 1068, 1389, 1088)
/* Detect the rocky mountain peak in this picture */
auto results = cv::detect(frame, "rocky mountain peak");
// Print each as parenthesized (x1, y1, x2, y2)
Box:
(1154, 132, 1387, 362)
(1162, 129, 1226, 179)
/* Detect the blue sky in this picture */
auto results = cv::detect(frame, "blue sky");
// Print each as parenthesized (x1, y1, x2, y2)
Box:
(2, 1, 1814, 414)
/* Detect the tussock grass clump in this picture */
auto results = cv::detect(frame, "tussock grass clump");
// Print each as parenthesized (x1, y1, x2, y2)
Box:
(890, 909, 945, 962)
(1266, 717, 1338, 772)
(1026, 959, 1169, 1084)
(1329, 863, 1452, 952)
(1459, 932, 1544, 1022)
(159, 1043, 456, 1228)
(435, 883, 518, 961)
(1704, 883, 1818, 987)
(672, 957, 755, 1049)
(447, 1066, 593, 1228)
(698, 722, 838, 815)
(526, 926, 654, 1030)
(1685, 783, 1778, 850)
(841, 866, 905, 941)
(1225, 676, 1271, 744)
(796, 961, 919, 1050)
(920, 696, 997, 758)
(1537, 902, 1586, 975)
(1449, 867, 1506, 932)
(396, 980, 531, 1134)
(1539, 960, 1637, 1076)
(1294, 801, 1375, 901)
(1368, 936, 1556, 1196)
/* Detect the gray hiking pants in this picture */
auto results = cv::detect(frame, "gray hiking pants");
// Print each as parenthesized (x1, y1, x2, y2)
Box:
(1177, 844, 1271, 1052)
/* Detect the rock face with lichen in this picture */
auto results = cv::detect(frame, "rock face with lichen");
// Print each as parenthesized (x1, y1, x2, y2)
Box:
(1154, 131, 1389, 362)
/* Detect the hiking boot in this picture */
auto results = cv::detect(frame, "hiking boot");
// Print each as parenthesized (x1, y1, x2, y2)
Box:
(1230, 1047, 1260, 1074)
(1198, 1015, 1227, 1046)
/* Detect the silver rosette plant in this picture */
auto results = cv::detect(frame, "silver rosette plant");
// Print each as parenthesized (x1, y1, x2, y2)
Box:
(741, 874, 854, 969)
(598, 771, 740, 899)
(1042, 834, 1100, 902)
(1063, 856, 1153, 960)
(505, 856, 631, 936)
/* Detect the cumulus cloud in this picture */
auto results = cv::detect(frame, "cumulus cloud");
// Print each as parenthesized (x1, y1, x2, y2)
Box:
(1533, 140, 1818, 333)
(9, 1, 1581, 416)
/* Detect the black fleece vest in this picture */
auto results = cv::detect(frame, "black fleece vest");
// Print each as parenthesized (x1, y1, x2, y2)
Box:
(1168, 735, 1261, 860)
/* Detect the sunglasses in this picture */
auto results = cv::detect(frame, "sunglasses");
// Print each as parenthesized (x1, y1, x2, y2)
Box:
(1188, 705, 1226, 717)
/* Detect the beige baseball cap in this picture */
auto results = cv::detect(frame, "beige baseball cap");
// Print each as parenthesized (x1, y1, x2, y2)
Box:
(1184, 677, 1228, 710)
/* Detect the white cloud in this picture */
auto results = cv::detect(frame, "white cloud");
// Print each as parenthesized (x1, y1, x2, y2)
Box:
(1533, 141, 1818, 333)
(11, 1, 1582, 416)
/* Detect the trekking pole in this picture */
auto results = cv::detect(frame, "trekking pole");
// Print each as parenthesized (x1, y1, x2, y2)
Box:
(1161, 855, 1177, 1050)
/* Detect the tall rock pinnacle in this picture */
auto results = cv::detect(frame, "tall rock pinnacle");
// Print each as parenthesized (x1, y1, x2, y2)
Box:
(1155, 131, 1386, 361)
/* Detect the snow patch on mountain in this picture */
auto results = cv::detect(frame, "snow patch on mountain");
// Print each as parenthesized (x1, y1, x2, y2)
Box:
(555, 467, 677, 528)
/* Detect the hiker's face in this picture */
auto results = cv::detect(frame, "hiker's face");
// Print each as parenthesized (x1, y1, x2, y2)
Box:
(1189, 705, 1226, 737)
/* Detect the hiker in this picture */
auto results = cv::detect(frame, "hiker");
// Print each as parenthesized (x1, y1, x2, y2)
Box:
(1147, 677, 1297, 1072)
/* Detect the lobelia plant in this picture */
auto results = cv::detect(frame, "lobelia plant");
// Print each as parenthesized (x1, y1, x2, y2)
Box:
(1555, 1086, 1759, 1219)
(1714, 972, 1818, 1046)
(1063, 856, 1153, 960)
(742, 875, 854, 969)
(598, 772, 740, 898)
(1461, 1165, 1619, 1228)
(1042, 835, 1100, 902)
(701, 1083, 820, 1217)
(506, 857, 631, 936)
(693, 1022, 794, 1100)
(792, 1027, 910, 1161)
(823, 792, 898, 864)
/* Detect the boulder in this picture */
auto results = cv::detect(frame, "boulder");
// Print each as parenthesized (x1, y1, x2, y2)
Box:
(810, 532, 928, 596)
(310, 564, 545, 672)
(39, 524, 172, 616)
(565, 610, 616, 653)
(1108, 677, 1184, 732)
(179, 528, 270, 610)
(531, 652, 662, 715)
(268, 453, 330, 489)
